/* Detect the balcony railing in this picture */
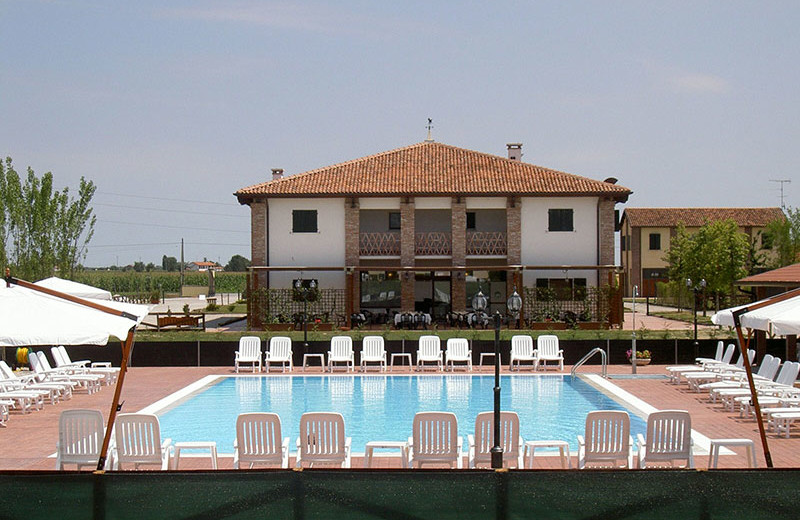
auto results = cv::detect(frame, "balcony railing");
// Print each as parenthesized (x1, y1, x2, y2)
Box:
(416, 232, 452, 256)
(360, 232, 401, 256)
(466, 231, 507, 256)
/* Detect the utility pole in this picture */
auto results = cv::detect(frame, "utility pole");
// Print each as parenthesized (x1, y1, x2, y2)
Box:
(180, 238, 185, 294)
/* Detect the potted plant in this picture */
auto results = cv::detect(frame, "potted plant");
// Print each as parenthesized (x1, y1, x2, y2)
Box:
(626, 349, 651, 366)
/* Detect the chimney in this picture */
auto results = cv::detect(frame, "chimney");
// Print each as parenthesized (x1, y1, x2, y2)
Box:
(271, 168, 284, 181)
(506, 143, 522, 161)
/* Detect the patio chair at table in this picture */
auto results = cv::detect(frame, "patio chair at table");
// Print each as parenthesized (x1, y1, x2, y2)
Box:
(112, 413, 173, 470)
(467, 411, 523, 468)
(296, 412, 351, 468)
(234, 412, 290, 469)
(509, 335, 536, 371)
(445, 338, 472, 371)
(234, 336, 262, 373)
(57, 409, 104, 470)
(408, 411, 462, 468)
(636, 410, 693, 469)
(416, 335, 443, 371)
(577, 410, 633, 469)
(265, 336, 293, 372)
(533, 335, 564, 371)
(360, 336, 387, 372)
(328, 336, 355, 372)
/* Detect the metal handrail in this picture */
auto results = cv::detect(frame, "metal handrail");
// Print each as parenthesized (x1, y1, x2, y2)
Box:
(570, 347, 607, 379)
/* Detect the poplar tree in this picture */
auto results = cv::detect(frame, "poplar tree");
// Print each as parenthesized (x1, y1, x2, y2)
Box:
(0, 157, 96, 280)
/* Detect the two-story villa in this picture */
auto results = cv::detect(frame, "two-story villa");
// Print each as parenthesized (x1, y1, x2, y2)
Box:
(235, 140, 630, 325)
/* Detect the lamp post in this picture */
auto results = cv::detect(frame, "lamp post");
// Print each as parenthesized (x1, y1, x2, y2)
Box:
(506, 287, 522, 329)
(295, 278, 317, 351)
(472, 288, 503, 468)
(686, 278, 706, 360)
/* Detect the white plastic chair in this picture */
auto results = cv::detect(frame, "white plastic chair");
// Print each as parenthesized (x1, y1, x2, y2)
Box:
(408, 411, 462, 468)
(510, 335, 536, 370)
(296, 412, 351, 468)
(636, 410, 693, 469)
(34, 351, 101, 395)
(51, 346, 116, 384)
(0, 359, 69, 404)
(468, 411, 523, 468)
(445, 338, 472, 371)
(328, 336, 355, 372)
(57, 409, 104, 470)
(534, 335, 564, 371)
(577, 410, 633, 469)
(265, 336, 293, 372)
(417, 336, 443, 371)
(234, 412, 290, 469)
(235, 336, 262, 373)
(360, 336, 387, 372)
(112, 413, 173, 470)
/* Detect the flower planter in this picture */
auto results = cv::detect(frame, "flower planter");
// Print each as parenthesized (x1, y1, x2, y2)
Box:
(529, 322, 567, 330)
(632, 358, 651, 366)
(577, 322, 606, 330)
(264, 323, 294, 331)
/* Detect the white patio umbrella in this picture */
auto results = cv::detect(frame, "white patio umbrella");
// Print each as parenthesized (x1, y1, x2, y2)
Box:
(3, 272, 147, 470)
(34, 276, 113, 301)
(712, 293, 800, 334)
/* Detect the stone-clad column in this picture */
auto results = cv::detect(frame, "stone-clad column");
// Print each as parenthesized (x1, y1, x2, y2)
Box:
(400, 198, 416, 311)
(451, 197, 466, 312)
(250, 200, 268, 288)
(344, 198, 360, 324)
(506, 197, 522, 299)
(597, 197, 616, 286)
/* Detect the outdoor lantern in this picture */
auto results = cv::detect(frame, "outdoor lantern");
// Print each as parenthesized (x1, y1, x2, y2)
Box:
(294, 279, 302, 290)
(472, 288, 488, 312)
(507, 287, 522, 315)
(309, 279, 317, 290)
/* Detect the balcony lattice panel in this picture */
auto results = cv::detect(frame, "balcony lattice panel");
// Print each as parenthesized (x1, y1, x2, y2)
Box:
(415, 232, 452, 256)
(466, 232, 507, 256)
(360, 232, 401, 256)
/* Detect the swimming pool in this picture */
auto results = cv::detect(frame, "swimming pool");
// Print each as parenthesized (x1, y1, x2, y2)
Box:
(151, 375, 650, 454)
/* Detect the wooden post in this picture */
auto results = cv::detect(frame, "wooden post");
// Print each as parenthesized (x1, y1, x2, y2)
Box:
(97, 329, 135, 471)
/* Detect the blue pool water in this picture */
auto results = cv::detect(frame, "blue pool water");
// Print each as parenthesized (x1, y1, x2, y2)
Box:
(157, 375, 648, 454)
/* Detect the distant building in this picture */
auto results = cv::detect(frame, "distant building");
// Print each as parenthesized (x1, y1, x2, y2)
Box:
(236, 140, 630, 324)
(619, 207, 784, 297)
(186, 261, 222, 272)
(737, 262, 800, 299)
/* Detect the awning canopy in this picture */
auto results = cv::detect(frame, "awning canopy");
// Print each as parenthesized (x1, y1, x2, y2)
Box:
(0, 284, 149, 346)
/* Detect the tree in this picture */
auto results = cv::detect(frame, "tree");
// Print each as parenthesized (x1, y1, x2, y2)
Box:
(133, 261, 145, 273)
(0, 157, 96, 281)
(225, 254, 250, 272)
(764, 207, 800, 268)
(162, 255, 179, 272)
(665, 219, 750, 310)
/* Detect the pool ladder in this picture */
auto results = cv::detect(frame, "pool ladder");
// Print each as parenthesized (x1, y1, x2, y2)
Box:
(570, 347, 607, 379)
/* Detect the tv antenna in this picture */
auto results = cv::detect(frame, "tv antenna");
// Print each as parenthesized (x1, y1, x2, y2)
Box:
(425, 118, 434, 142)
(770, 179, 791, 208)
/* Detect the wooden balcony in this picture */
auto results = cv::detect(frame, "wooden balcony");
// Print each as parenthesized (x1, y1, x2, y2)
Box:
(415, 232, 452, 256)
(466, 231, 507, 256)
(360, 232, 401, 256)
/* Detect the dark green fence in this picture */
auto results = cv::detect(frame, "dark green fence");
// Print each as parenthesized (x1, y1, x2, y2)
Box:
(3, 469, 800, 519)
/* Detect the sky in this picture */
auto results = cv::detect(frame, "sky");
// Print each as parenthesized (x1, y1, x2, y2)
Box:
(1, 1, 798, 268)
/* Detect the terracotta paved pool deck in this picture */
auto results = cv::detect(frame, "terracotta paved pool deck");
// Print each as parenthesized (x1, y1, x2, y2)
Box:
(2, 363, 796, 471)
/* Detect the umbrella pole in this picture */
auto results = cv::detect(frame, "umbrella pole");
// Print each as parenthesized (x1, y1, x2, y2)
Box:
(733, 313, 773, 468)
(97, 329, 134, 472)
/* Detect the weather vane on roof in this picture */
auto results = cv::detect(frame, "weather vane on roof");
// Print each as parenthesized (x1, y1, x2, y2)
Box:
(425, 118, 434, 142)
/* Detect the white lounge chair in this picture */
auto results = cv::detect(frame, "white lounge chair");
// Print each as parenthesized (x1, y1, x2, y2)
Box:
(636, 410, 693, 469)
(234, 412, 290, 469)
(577, 410, 633, 469)
(57, 409, 104, 470)
(235, 336, 262, 373)
(417, 336, 443, 371)
(56, 345, 119, 378)
(51, 346, 115, 384)
(408, 411, 462, 468)
(666, 344, 736, 384)
(534, 335, 564, 371)
(328, 336, 355, 372)
(296, 412, 351, 468)
(265, 336, 293, 372)
(360, 336, 387, 372)
(467, 411, 523, 468)
(112, 413, 173, 470)
(728, 362, 800, 416)
(0, 359, 69, 404)
(685, 349, 755, 392)
(703, 355, 780, 401)
(445, 338, 472, 371)
(32, 351, 101, 395)
(510, 335, 536, 371)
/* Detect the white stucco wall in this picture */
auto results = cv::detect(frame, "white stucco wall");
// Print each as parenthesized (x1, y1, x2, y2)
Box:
(268, 198, 346, 289)
(520, 196, 599, 286)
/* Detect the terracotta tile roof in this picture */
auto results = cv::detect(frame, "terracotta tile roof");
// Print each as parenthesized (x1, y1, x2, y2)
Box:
(739, 263, 800, 285)
(235, 141, 631, 202)
(622, 207, 784, 228)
